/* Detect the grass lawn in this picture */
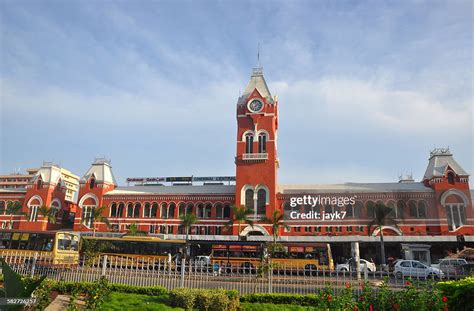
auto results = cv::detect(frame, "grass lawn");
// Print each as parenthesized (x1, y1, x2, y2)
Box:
(100, 292, 184, 310)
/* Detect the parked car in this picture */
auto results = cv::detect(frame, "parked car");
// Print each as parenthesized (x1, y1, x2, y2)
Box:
(394, 260, 444, 279)
(336, 258, 376, 272)
(431, 258, 468, 277)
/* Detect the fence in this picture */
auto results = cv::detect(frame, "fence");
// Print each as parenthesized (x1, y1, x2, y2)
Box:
(1, 252, 471, 295)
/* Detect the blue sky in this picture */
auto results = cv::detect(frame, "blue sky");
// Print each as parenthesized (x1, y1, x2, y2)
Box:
(1, 0, 472, 185)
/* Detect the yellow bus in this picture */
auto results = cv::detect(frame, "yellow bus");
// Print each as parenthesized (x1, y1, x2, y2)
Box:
(0, 230, 80, 265)
(208, 242, 334, 272)
(81, 235, 186, 269)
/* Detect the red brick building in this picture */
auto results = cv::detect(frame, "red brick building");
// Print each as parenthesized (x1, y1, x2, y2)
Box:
(1, 67, 472, 263)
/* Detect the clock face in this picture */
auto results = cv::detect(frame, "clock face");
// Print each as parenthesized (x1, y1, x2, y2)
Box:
(248, 99, 263, 112)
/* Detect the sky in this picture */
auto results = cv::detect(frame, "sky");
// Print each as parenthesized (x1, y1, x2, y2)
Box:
(1, 0, 473, 186)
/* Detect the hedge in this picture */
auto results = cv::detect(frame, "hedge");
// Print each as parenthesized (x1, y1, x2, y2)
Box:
(436, 277, 474, 311)
(241, 293, 319, 306)
(169, 288, 240, 311)
(48, 279, 167, 296)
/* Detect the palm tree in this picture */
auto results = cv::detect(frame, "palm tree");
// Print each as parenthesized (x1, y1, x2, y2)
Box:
(91, 205, 110, 237)
(6, 201, 23, 228)
(38, 205, 57, 224)
(367, 202, 399, 267)
(227, 205, 254, 240)
(263, 209, 289, 251)
(180, 213, 197, 259)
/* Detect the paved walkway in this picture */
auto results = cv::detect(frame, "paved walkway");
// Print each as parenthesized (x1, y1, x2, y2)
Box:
(45, 294, 85, 311)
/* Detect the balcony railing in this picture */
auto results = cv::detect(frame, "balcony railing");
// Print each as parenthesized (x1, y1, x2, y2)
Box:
(242, 153, 268, 161)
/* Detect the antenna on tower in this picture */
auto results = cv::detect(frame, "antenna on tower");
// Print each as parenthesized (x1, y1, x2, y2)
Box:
(257, 42, 261, 67)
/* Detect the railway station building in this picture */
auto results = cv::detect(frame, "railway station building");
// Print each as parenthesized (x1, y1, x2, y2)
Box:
(1, 67, 472, 264)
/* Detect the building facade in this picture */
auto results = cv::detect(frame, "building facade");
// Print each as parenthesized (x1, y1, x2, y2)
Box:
(1, 67, 472, 262)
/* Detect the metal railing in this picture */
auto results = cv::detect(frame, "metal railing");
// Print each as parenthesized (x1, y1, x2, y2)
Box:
(1, 252, 472, 295)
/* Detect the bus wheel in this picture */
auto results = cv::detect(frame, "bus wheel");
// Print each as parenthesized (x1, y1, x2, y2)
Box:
(305, 264, 317, 276)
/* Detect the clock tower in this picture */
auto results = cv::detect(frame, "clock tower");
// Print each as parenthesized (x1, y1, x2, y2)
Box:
(235, 67, 279, 235)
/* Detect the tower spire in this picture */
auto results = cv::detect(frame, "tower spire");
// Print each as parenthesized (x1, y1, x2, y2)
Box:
(257, 42, 261, 68)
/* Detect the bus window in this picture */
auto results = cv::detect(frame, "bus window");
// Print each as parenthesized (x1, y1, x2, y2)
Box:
(57, 234, 71, 250)
(71, 236, 79, 251)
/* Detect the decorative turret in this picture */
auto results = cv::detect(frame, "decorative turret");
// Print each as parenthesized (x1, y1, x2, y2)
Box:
(423, 148, 469, 186)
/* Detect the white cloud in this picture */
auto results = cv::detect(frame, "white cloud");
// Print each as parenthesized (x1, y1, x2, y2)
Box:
(272, 77, 472, 134)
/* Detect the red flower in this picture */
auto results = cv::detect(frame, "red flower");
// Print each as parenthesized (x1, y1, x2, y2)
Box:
(442, 296, 448, 303)
(353, 307, 358, 311)
(359, 296, 365, 301)
(405, 281, 412, 286)
(345, 282, 351, 289)
(327, 295, 333, 302)
(393, 303, 399, 310)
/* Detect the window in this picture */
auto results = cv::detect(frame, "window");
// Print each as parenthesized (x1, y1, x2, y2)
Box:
(245, 133, 254, 153)
(326, 226, 333, 233)
(81, 205, 94, 228)
(29, 205, 39, 222)
(418, 201, 427, 218)
(447, 172, 455, 185)
(151, 203, 158, 218)
(0, 201, 6, 215)
(257, 189, 266, 215)
(223, 204, 230, 218)
(144, 203, 151, 218)
(179, 203, 186, 217)
(245, 189, 254, 210)
(396, 200, 406, 218)
(258, 133, 267, 153)
(409, 201, 417, 217)
(216, 203, 223, 218)
(37, 179, 43, 190)
(446, 204, 466, 231)
(347, 226, 353, 232)
(366, 201, 375, 218)
(168, 203, 176, 219)
(160, 203, 168, 219)
(89, 178, 95, 189)
(197, 203, 204, 218)
(204, 203, 212, 218)
(346, 204, 354, 218)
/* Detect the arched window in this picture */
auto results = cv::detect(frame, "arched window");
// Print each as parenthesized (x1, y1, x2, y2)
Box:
(215, 203, 223, 218)
(28, 198, 41, 222)
(397, 200, 406, 218)
(133, 203, 141, 218)
(89, 178, 95, 189)
(408, 201, 417, 217)
(197, 203, 204, 218)
(187, 203, 194, 216)
(168, 203, 176, 219)
(82, 205, 95, 228)
(245, 189, 254, 210)
(354, 201, 363, 218)
(151, 203, 158, 218)
(245, 133, 254, 153)
(447, 172, 455, 185)
(204, 203, 212, 218)
(161, 203, 168, 219)
(257, 189, 266, 215)
(144, 203, 151, 218)
(179, 203, 186, 217)
(366, 201, 375, 218)
(36, 179, 43, 190)
(0, 201, 5, 215)
(346, 204, 354, 218)
(127, 203, 134, 217)
(418, 201, 427, 218)
(110, 203, 118, 217)
(223, 204, 230, 218)
(50, 200, 60, 223)
(117, 203, 124, 218)
(444, 194, 466, 231)
(258, 133, 267, 153)
(387, 201, 396, 218)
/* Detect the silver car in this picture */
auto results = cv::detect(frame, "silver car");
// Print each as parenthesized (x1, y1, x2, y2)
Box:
(431, 258, 468, 277)
(394, 260, 444, 279)
(336, 258, 376, 272)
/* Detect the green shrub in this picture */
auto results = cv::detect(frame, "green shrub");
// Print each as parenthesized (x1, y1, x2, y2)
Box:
(170, 288, 196, 310)
(49, 280, 167, 296)
(241, 293, 319, 306)
(437, 277, 474, 311)
(170, 288, 240, 311)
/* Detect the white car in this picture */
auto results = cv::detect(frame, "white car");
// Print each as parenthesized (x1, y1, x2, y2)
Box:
(336, 258, 376, 272)
(431, 258, 468, 276)
(394, 260, 444, 279)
